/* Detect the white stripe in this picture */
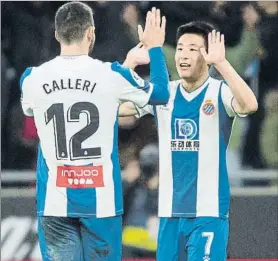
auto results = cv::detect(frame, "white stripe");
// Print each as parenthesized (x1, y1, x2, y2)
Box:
(95, 115, 116, 217)
(197, 80, 220, 217)
(95, 161, 116, 217)
(44, 164, 67, 216)
(158, 83, 178, 217)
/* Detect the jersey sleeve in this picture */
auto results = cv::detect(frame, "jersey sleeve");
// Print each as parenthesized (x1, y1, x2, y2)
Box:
(111, 47, 170, 108)
(20, 67, 34, 117)
(111, 62, 154, 108)
(221, 81, 247, 118)
(135, 104, 154, 118)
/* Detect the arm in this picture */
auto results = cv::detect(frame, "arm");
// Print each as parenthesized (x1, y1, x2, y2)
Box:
(122, 46, 169, 106)
(20, 67, 34, 117)
(121, 8, 170, 105)
(118, 102, 153, 128)
(148, 47, 169, 104)
(118, 102, 138, 129)
(215, 60, 258, 114)
(111, 55, 168, 108)
(119, 102, 138, 117)
(201, 30, 258, 115)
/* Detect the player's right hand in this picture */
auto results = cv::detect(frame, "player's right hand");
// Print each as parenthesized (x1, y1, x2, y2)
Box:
(123, 42, 150, 69)
(138, 7, 166, 49)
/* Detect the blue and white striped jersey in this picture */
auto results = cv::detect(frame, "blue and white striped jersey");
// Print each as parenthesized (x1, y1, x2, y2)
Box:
(137, 77, 243, 218)
(20, 48, 169, 218)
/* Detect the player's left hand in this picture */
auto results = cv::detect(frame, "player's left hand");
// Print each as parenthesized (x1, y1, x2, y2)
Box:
(123, 42, 150, 69)
(200, 30, 226, 66)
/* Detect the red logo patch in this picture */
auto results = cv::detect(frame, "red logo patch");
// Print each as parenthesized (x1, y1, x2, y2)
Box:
(202, 102, 215, 115)
(56, 165, 104, 188)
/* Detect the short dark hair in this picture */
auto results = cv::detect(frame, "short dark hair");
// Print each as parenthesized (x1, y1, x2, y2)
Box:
(55, 2, 94, 44)
(176, 21, 215, 50)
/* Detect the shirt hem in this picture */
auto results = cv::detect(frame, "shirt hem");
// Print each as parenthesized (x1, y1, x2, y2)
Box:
(37, 209, 123, 218)
(159, 213, 229, 219)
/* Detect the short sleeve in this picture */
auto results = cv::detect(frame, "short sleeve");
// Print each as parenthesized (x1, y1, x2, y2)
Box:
(20, 67, 34, 117)
(135, 104, 154, 119)
(221, 81, 247, 118)
(111, 62, 153, 108)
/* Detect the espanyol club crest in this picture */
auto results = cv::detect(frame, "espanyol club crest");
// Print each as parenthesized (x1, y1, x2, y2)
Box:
(202, 100, 215, 115)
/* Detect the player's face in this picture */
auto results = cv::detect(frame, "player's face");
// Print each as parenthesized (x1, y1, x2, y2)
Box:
(175, 34, 208, 81)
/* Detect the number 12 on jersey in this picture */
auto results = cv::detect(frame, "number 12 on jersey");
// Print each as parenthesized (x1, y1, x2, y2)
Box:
(45, 102, 101, 161)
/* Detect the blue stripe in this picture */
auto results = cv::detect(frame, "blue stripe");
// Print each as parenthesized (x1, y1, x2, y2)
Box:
(36, 145, 49, 216)
(111, 62, 150, 93)
(111, 110, 123, 215)
(218, 82, 233, 217)
(153, 105, 158, 128)
(171, 86, 207, 216)
(219, 81, 234, 144)
(19, 67, 33, 92)
(66, 188, 96, 217)
(37, 217, 50, 261)
(66, 162, 96, 215)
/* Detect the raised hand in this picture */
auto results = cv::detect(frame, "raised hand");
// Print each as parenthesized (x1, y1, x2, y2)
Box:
(200, 30, 226, 66)
(123, 42, 150, 69)
(138, 7, 166, 49)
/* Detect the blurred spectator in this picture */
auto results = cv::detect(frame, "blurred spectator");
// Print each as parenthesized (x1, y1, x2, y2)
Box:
(152, 1, 212, 46)
(226, 4, 261, 77)
(3, 102, 37, 170)
(122, 157, 141, 225)
(93, 3, 139, 62)
(122, 144, 159, 259)
(1, 52, 16, 167)
(209, 1, 244, 48)
(260, 89, 278, 168)
(241, 1, 278, 168)
(210, 3, 261, 79)
(2, 2, 57, 79)
(1, 52, 16, 130)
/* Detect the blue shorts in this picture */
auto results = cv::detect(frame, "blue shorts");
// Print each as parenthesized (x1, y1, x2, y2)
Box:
(157, 217, 229, 261)
(38, 215, 122, 261)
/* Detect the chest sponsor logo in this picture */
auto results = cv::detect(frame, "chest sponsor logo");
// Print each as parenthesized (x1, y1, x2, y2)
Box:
(172, 119, 199, 151)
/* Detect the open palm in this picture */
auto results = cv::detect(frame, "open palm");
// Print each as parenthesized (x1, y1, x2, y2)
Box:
(137, 7, 166, 49)
(200, 30, 226, 65)
(125, 42, 150, 66)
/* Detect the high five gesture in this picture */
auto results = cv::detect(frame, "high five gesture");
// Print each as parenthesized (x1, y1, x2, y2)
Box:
(200, 30, 225, 66)
(138, 7, 166, 49)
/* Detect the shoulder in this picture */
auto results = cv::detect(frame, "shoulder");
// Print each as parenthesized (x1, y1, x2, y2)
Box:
(168, 80, 181, 98)
(207, 77, 224, 88)
(20, 66, 38, 91)
(110, 61, 145, 86)
(207, 77, 230, 97)
(22, 57, 58, 78)
(169, 80, 180, 89)
(19, 57, 60, 91)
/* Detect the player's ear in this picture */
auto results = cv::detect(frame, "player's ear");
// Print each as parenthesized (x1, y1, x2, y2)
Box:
(87, 26, 95, 41)
(55, 31, 60, 43)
